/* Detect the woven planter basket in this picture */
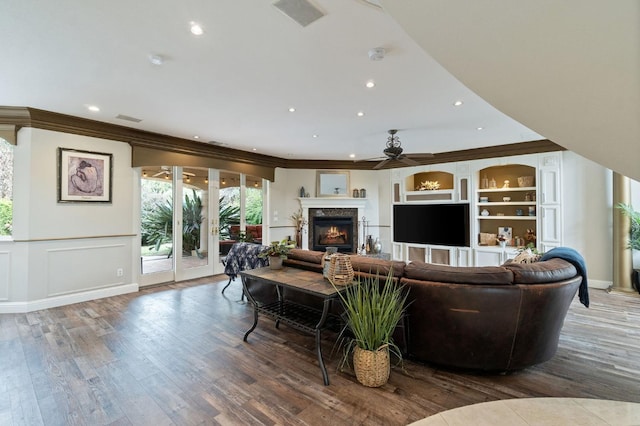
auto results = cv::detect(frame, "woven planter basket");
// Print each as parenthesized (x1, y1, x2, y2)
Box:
(353, 345, 390, 387)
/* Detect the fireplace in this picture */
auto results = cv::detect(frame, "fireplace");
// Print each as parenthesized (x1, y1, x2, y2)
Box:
(312, 217, 354, 252)
(309, 207, 358, 253)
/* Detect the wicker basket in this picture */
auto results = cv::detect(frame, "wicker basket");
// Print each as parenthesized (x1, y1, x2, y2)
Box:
(353, 345, 390, 387)
(517, 176, 534, 187)
(327, 253, 354, 285)
(480, 232, 497, 246)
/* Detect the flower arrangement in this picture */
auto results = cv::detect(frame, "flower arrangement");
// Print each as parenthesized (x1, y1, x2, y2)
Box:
(416, 180, 440, 191)
(290, 208, 308, 233)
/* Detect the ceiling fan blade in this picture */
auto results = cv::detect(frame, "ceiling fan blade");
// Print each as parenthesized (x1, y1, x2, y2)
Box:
(355, 156, 385, 162)
(152, 171, 166, 177)
(373, 158, 392, 170)
(406, 153, 435, 158)
(399, 156, 419, 166)
(182, 171, 196, 177)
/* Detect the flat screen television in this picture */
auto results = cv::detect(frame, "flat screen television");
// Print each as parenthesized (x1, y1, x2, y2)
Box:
(393, 203, 470, 247)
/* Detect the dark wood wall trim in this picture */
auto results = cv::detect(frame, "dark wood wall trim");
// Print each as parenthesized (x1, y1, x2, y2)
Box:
(0, 106, 565, 174)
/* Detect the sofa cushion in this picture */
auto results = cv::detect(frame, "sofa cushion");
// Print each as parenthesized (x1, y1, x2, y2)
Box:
(287, 248, 324, 265)
(504, 258, 577, 284)
(348, 256, 406, 278)
(404, 261, 514, 285)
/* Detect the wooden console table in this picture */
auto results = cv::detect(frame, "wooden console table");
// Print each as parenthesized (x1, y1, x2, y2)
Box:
(240, 267, 352, 385)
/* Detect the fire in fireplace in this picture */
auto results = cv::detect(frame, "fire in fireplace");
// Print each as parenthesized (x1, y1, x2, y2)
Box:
(312, 217, 354, 252)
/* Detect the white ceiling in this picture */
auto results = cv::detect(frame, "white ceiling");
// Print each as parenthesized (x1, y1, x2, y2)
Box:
(382, 0, 640, 181)
(1, 0, 542, 162)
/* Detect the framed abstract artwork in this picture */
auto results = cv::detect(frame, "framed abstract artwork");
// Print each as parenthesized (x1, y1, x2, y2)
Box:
(58, 148, 113, 202)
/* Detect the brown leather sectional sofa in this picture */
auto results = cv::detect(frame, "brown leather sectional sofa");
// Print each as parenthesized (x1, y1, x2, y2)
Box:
(283, 249, 583, 372)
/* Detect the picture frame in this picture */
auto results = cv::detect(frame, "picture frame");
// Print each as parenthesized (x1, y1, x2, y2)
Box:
(498, 226, 513, 245)
(58, 148, 113, 203)
(316, 170, 350, 197)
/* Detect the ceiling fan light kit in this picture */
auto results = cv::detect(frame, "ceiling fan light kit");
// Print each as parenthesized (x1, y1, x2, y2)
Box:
(371, 129, 433, 169)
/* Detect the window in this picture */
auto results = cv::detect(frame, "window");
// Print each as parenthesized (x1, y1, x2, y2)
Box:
(0, 138, 13, 237)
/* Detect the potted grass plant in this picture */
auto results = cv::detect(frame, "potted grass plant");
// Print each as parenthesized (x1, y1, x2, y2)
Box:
(333, 270, 408, 387)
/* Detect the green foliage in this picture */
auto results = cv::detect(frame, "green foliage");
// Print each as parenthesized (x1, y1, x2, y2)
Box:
(0, 139, 13, 200)
(0, 199, 12, 236)
(333, 271, 408, 367)
(219, 196, 240, 239)
(245, 187, 263, 225)
(141, 189, 204, 254)
(617, 203, 640, 250)
(182, 190, 204, 252)
(258, 239, 295, 259)
(141, 196, 173, 251)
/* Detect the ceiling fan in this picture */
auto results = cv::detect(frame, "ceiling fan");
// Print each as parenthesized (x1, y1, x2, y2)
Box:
(151, 166, 195, 178)
(371, 129, 434, 170)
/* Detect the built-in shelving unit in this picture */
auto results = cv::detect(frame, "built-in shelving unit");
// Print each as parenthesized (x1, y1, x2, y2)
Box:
(403, 171, 455, 202)
(476, 164, 537, 249)
(390, 152, 563, 266)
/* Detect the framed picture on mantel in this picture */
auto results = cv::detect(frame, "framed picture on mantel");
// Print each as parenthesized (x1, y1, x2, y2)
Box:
(316, 170, 350, 197)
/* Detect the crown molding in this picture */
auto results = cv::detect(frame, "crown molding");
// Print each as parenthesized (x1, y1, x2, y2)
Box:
(0, 106, 564, 171)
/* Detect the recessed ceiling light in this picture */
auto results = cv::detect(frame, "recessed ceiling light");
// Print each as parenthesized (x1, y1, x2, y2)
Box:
(365, 80, 375, 88)
(87, 105, 100, 112)
(189, 21, 204, 35)
(349, 154, 356, 158)
(193, 135, 200, 139)
(453, 100, 464, 107)
(312, 134, 318, 138)
(253, 148, 257, 151)
(148, 54, 164, 66)
(357, 111, 365, 117)
(288, 107, 296, 112)
(477, 127, 484, 131)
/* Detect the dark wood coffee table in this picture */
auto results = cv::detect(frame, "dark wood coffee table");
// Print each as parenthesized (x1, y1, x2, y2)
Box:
(240, 266, 352, 385)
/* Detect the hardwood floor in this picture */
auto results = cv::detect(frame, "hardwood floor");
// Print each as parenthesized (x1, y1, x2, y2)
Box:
(1, 276, 639, 425)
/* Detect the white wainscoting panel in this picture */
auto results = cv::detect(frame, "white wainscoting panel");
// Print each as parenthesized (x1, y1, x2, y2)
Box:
(47, 243, 128, 297)
(0, 251, 10, 301)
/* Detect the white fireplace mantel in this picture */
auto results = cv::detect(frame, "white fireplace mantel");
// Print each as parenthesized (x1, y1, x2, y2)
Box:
(298, 197, 367, 250)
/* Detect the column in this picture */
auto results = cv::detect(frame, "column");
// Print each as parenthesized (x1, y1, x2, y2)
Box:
(612, 172, 634, 292)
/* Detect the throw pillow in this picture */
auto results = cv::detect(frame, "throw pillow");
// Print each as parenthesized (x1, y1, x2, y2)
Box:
(511, 250, 541, 264)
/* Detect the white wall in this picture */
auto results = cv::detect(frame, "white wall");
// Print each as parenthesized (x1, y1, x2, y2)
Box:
(269, 168, 385, 248)
(0, 131, 619, 313)
(271, 155, 615, 287)
(561, 151, 613, 288)
(0, 128, 137, 312)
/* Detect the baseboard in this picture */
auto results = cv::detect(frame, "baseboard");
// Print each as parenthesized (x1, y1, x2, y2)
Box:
(588, 279, 612, 290)
(0, 283, 139, 313)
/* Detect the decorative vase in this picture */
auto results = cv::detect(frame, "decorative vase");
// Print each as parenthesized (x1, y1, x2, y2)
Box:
(353, 345, 390, 387)
(373, 238, 382, 254)
(295, 230, 302, 248)
(269, 256, 283, 270)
